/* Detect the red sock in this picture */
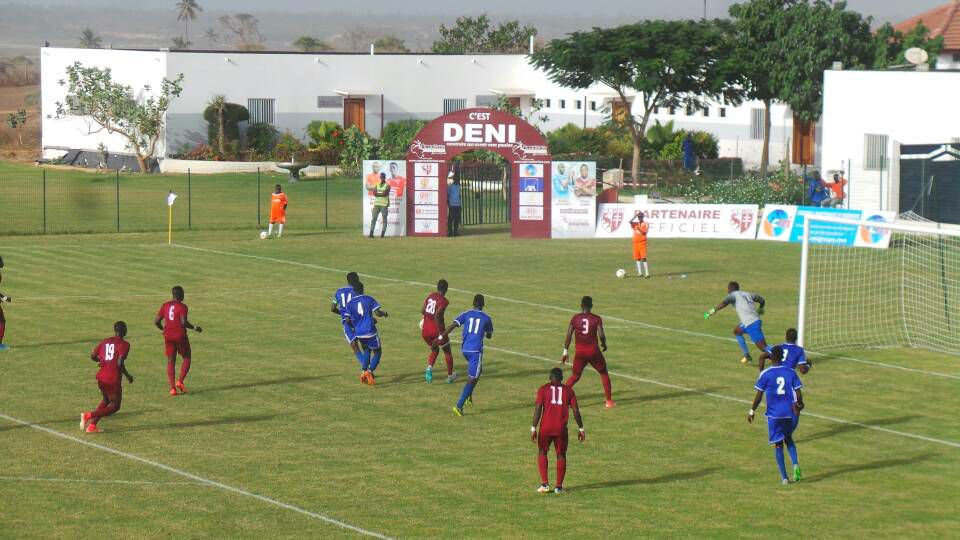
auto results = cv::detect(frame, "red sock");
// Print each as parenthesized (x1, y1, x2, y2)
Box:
(427, 351, 438, 368)
(178, 358, 191, 383)
(443, 351, 454, 375)
(90, 401, 118, 423)
(556, 458, 567, 488)
(166, 361, 176, 389)
(0, 320, 5, 343)
(565, 374, 580, 388)
(537, 453, 549, 484)
(600, 373, 613, 401)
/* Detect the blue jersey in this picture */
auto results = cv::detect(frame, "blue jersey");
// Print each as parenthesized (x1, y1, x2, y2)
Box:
(345, 294, 381, 338)
(333, 286, 355, 321)
(453, 309, 493, 353)
(780, 343, 807, 371)
(755, 366, 802, 419)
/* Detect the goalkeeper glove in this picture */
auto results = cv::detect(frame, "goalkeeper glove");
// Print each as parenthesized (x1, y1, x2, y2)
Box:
(703, 308, 715, 320)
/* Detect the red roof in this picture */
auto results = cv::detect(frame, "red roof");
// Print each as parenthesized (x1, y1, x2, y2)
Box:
(894, 0, 960, 51)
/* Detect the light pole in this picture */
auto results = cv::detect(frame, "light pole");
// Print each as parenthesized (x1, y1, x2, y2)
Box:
(703, 0, 707, 19)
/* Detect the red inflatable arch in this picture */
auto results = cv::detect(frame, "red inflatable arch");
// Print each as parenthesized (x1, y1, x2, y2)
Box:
(405, 108, 552, 239)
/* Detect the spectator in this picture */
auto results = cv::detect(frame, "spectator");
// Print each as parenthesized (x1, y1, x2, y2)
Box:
(682, 133, 697, 172)
(807, 170, 829, 207)
(369, 172, 390, 238)
(447, 174, 462, 237)
(827, 172, 847, 208)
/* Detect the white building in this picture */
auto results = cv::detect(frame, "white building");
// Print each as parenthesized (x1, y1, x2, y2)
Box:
(40, 47, 799, 170)
(820, 69, 960, 212)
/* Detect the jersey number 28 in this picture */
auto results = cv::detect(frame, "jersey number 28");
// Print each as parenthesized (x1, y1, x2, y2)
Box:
(425, 298, 437, 315)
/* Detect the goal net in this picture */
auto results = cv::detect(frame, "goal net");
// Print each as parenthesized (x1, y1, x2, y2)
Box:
(799, 216, 960, 355)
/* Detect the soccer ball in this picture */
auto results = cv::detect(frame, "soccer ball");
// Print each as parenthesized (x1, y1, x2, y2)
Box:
(259, 231, 268, 240)
(615, 269, 626, 279)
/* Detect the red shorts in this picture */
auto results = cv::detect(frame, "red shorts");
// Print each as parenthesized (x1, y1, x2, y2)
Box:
(572, 347, 607, 375)
(164, 335, 191, 358)
(537, 429, 569, 455)
(97, 378, 122, 397)
(421, 328, 439, 346)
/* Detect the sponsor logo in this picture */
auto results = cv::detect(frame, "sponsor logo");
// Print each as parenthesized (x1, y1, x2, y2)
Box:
(409, 140, 446, 160)
(763, 208, 792, 237)
(859, 214, 891, 244)
(600, 208, 625, 233)
(511, 142, 549, 160)
(519, 178, 544, 192)
(730, 209, 755, 234)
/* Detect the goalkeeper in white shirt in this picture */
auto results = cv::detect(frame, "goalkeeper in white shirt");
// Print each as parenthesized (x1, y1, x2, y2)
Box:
(703, 281, 769, 364)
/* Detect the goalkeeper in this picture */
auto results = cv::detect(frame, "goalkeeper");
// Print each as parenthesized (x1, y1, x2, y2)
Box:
(704, 281, 769, 364)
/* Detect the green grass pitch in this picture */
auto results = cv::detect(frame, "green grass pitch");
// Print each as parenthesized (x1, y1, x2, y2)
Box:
(1, 169, 958, 538)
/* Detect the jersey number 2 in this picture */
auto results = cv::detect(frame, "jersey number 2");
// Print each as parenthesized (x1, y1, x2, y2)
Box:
(776, 376, 786, 395)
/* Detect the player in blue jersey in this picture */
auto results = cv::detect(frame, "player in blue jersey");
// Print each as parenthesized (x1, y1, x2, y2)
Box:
(437, 294, 493, 416)
(344, 282, 388, 385)
(759, 328, 810, 374)
(330, 272, 362, 361)
(704, 281, 769, 364)
(748, 345, 804, 484)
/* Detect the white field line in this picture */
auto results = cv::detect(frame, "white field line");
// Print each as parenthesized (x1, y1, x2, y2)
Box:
(171, 244, 960, 381)
(476, 343, 960, 450)
(0, 414, 392, 540)
(0, 475, 205, 486)
(18, 284, 403, 302)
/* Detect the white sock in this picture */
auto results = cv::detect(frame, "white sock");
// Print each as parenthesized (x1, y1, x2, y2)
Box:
(642, 261, 649, 277)
(278, 224, 284, 237)
(268, 223, 274, 236)
(635, 261, 642, 275)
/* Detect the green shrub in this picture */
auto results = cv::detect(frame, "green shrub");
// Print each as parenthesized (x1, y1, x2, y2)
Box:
(273, 130, 307, 162)
(246, 123, 279, 156)
(681, 170, 805, 205)
(658, 130, 720, 161)
(203, 102, 249, 150)
(339, 126, 375, 176)
(306, 120, 342, 149)
(379, 119, 427, 159)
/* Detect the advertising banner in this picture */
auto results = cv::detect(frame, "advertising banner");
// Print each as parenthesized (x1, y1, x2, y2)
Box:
(757, 205, 895, 248)
(551, 161, 597, 239)
(595, 203, 759, 239)
(362, 160, 407, 236)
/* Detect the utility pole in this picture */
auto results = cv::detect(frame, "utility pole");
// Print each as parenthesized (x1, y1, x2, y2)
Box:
(703, 0, 707, 19)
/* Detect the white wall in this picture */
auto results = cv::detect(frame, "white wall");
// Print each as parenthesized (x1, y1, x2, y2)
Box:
(936, 51, 960, 70)
(41, 48, 167, 159)
(821, 69, 960, 212)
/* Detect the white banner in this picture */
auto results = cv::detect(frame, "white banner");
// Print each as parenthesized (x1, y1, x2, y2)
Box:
(363, 160, 407, 236)
(551, 161, 597, 239)
(595, 203, 759, 239)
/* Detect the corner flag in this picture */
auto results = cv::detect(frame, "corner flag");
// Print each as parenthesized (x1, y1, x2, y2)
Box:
(167, 191, 178, 245)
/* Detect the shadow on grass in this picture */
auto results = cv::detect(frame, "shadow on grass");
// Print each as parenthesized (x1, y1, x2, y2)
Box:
(0, 409, 159, 433)
(576, 388, 724, 408)
(379, 367, 545, 387)
(11, 338, 99, 349)
(568, 467, 721, 492)
(110, 413, 282, 433)
(803, 454, 937, 484)
(801, 415, 920, 443)
(188, 376, 333, 395)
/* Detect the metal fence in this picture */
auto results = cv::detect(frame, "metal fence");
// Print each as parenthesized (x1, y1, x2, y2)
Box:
(0, 168, 349, 236)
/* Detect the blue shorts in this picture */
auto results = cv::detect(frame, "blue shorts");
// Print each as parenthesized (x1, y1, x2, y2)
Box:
(767, 416, 796, 445)
(463, 351, 483, 378)
(357, 334, 381, 350)
(342, 321, 356, 343)
(739, 320, 767, 346)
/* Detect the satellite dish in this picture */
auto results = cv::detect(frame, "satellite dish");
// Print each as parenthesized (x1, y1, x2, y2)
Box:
(905, 47, 930, 65)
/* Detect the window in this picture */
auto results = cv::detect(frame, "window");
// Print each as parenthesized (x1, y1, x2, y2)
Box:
(953, 53, 960, 63)
(543, 98, 552, 108)
(590, 101, 597, 111)
(653, 106, 660, 115)
(685, 106, 694, 116)
(559, 99, 567, 109)
(719, 107, 727, 118)
(669, 106, 676, 115)
(317, 96, 343, 108)
(474, 95, 497, 107)
(575, 100, 582, 110)
(248, 98, 275, 124)
(863, 134, 889, 171)
(702, 107, 710, 117)
(749, 108, 766, 140)
(443, 98, 467, 114)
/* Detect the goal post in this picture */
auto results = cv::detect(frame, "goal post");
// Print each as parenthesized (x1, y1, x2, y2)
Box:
(798, 215, 960, 355)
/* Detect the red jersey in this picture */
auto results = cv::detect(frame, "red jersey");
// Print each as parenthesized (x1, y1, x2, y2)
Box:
(158, 301, 188, 339)
(570, 312, 603, 351)
(421, 292, 449, 335)
(92, 336, 130, 385)
(536, 382, 577, 436)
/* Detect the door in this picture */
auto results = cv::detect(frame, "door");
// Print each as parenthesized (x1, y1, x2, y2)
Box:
(344, 98, 366, 132)
(507, 97, 521, 109)
(792, 114, 815, 165)
(457, 160, 512, 226)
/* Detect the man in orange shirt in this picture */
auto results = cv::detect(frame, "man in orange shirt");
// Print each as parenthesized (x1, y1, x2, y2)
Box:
(268, 184, 288, 238)
(629, 211, 650, 278)
(365, 162, 383, 193)
(827, 172, 847, 208)
(387, 161, 406, 198)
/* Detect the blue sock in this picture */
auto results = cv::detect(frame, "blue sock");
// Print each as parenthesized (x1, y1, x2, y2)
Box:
(736, 334, 750, 356)
(785, 438, 799, 465)
(369, 349, 382, 372)
(456, 382, 475, 409)
(775, 446, 788, 480)
(361, 349, 371, 371)
(354, 350, 366, 370)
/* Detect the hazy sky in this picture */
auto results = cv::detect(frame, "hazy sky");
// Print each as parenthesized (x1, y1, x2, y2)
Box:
(10, 0, 948, 23)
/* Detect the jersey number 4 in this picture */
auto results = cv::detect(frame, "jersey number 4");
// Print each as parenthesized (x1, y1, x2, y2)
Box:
(550, 386, 564, 404)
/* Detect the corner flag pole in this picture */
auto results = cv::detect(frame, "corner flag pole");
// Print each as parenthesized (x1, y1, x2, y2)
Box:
(167, 191, 178, 245)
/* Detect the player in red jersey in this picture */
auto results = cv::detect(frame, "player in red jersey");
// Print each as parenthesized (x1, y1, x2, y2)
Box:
(421, 279, 456, 383)
(562, 296, 615, 408)
(0, 255, 9, 351)
(155, 285, 202, 396)
(531, 367, 584, 494)
(80, 321, 133, 433)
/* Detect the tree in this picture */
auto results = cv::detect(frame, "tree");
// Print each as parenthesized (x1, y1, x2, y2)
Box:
(6, 108, 27, 147)
(11, 56, 33, 84)
(208, 95, 226, 154)
(203, 27, 220, 47)
(171, 37, 191, 49)
(872, 21, 944, 69)
(531, 20, 740, 182)
(432, 15, 537, 53)
(78, 28, 103, 49)
(56, 63, 184, 173)
(219, 13, 264, 51)
(774, 0, 874, 123)
(175, 0, 203, 47)
(293, 36, 332, 52)
(374, 36, 409, 53)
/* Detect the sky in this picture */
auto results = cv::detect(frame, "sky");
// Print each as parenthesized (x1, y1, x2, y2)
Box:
(8, 0, 949, 23)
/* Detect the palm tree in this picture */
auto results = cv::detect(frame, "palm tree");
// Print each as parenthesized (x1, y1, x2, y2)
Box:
(175, 0, 203, 46)
(209, 94, 227, 154)
(78, 28, 103, 49)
